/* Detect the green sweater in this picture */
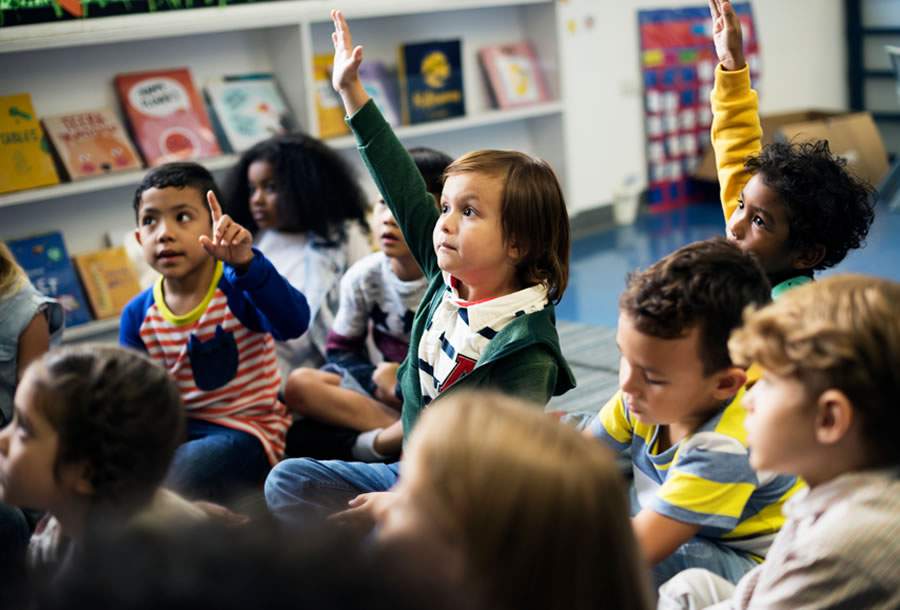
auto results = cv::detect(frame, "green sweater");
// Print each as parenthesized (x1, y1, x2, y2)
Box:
(347, 100, 576, 437)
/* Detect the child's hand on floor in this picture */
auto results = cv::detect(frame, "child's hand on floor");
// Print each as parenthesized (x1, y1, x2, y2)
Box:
(330, 491, 398, 532)
(709, 0, 746, 71)
(199, 190, 255, 270)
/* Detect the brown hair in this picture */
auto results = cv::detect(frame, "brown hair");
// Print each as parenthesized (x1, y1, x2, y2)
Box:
(0, 243, 26, 298)
(729, 274, 900, 466)
(406, 391, 651, 610)
(620, 237, 771, 374)
(444, 151, 570, 303)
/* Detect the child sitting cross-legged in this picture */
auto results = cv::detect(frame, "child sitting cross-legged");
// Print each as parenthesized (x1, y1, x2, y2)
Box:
(587, 237, 804, 589)
(658, 274, 900, 610)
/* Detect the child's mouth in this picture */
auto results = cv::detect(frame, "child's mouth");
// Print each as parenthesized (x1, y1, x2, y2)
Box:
(157, 250, 183, 263)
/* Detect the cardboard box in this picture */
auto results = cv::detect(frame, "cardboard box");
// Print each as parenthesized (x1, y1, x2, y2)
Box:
(694, 110, 889, 187)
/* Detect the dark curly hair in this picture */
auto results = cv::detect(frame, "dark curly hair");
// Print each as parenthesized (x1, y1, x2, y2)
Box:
(223, 133, 369, 242)
(745, 140, 875, 271)
(620, 237, 771, 375)
(132, 162, 223, 223)
(30, 345, 184, 515)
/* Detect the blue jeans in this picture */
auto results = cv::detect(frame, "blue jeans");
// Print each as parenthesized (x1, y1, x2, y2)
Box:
(166, 419, 270, 505)
(265, 458, 400, 526)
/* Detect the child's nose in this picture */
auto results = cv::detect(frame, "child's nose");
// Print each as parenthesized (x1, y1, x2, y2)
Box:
(728, 214, 745, 240)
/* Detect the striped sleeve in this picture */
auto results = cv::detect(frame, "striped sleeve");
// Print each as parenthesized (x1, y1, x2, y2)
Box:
(588, 390, 634, 454)
(652, 431, 758, 532)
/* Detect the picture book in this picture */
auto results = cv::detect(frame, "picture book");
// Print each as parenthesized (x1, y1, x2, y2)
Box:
(73, 246, 142, 319)
(114, 67, 221, 166)
(398, 39, 465, 125)
(0, 93, 60, 194)
(479, 42, 551, 109)
(42, 108, 142, 180)
(359, 61, 401, 127)
(313, 54, 350, 138)
(204, 73, 294, 153)
(5, 232, 92, 327)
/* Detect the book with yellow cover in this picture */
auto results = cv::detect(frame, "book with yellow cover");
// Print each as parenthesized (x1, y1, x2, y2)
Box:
(73, 246, 142, 319)
(0, 93, 60, 194)
(313, 54, 350, 138)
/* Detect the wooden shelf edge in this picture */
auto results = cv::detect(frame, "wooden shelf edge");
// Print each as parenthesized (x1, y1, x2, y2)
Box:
(61, 316, 120, 343)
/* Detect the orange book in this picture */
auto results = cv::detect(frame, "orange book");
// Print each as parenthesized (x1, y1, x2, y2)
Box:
(73, 246, 142, 319)
(43, 108, 142, 180)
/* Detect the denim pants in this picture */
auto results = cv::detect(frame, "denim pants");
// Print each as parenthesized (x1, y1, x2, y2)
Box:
(265, 458, 400, 527)
(166, 419, 270, 505)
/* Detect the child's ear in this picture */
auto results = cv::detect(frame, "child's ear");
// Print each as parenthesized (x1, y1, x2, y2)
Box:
(814, 388, 854, 446)
(134, 228, 143, 246)
(711, 366, 748, 401)
(791, 244, 826, 271)
(61, 461, 95, 497)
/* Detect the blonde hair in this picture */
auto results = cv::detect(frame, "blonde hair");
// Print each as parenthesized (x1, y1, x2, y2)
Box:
(406, 391, 651, 610)
(0, 243, 26, 298)
(444, 151, 570, 303)
(729, 274, 900, 465)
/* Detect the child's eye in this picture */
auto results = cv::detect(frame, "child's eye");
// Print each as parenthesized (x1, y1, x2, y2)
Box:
(440, 204, 449, 214)
(141, 216, 156, 226)
(737, 198, 745, 210)
(752, 215, 766, 228)
(265, 183, 277, 194)
(462, 207, 475, 217)
(177, 212, 192, 222)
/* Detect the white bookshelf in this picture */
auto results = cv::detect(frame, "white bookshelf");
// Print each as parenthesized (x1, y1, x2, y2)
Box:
(61, 317, 120, 343)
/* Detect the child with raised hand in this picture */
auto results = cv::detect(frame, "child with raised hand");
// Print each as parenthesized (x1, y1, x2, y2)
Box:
(283, 147, 451, 462)
(223, 134, 371, 375)
(708, 0, 875, 297)
(659, 275, 900, 609)
(120, 162, 310, 505)
(586, 238, 804, 589)
(0, 345, 204, 582)
(376, 391, 652, 610)
(264, 10, 575, 524)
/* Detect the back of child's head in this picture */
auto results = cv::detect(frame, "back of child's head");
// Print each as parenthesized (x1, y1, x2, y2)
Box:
(746, 140, 875, 271)
(132, 162, 222, 222)
(408, 391, 651, 610)
(408, 146, 453, 198)
(444, 150, 570, 303)
(223, 132, 369, 239)
(729, 274, 900, 467)
(620, 237, 771, 375)
(0, 242, 26, 299)
(28, 345, 184, 515)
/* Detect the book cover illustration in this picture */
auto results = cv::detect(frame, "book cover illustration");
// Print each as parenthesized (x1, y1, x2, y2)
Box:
(398, 39, 465, 125)
(73, 245, 142, 319)
(358, 61, 401, 127)
(313, 54, 350, 138)
(114, 67, 221, 166)
(204, 73, 293, 153)
(42, 108, 142, 180)
(0, 93, 60, 194)
(479, 42, 551, 109)
(6, 232, 92, 327)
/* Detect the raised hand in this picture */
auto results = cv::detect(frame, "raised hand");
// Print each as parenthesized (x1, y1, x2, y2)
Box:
(330, 9, 370, 114)
(199, 190, 254, 269)
(708, 0, 746, 71)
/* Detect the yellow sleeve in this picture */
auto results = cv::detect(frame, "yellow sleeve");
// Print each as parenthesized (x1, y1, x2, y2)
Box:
(588, 390, 633, 452)
(710, 64, 762, 223)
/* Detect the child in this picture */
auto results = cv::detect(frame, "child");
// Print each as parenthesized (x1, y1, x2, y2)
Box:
(120, 162, 310, 505)
(659, 275, 900, 609)
(223, 133, 371, 376)
(587, 238, 804, 589)
(264, 10, 575, 524)
(709, 0, 874, 296)
(375, 391, 653, 610)
(284, 147, 452, 461)
(0, 345, 204, 581)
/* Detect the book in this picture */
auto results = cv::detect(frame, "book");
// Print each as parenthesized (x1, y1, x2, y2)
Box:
(0, 93, 60, 194)
(5, 232, 92, 327)
(479, 42, 551, 109)
(398, 39, 465, 125)
(359, 61, 401, 127)
(114, 67, 221, 166)
(72, 246, 143, 319)
(312, 54, 350, 138)
(204, 73, 294, 153)
(42, 108, 143, 180)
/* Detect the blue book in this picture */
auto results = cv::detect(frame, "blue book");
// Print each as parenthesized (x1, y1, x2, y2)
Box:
(398, 39, 465, 125)
(6, 232, 92, 327)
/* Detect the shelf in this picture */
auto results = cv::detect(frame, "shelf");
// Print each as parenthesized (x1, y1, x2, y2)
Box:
(0, 0, 552, 54)
(864, 69, 896, 79)
(0, 154, 239, 210)
(326, 101, 564, 149)
(62, 317, 120, 343)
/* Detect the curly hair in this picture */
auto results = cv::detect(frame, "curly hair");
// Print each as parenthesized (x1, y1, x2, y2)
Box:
(745, 140, 875, 271)
(223, 133, 369, 242)
(132, 162, 222, 223)
(30, 345, 184, 515)
(729, 274, 900, 466)
(620, 237, 771, 375)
